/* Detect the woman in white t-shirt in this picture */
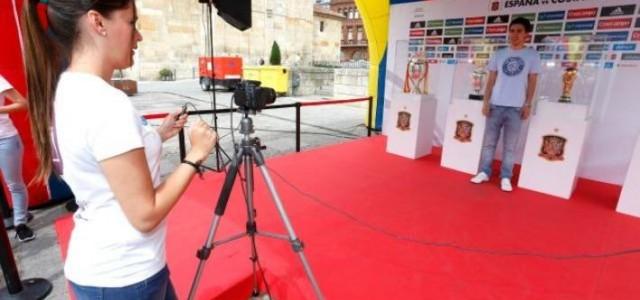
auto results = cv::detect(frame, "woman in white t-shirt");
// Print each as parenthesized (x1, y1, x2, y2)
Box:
(22, 1, 217, 299)
(0, 75, 35, 242)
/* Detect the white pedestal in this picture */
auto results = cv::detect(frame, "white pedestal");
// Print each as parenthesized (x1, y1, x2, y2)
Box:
(617, 136, 640, 217)
(518, 101, 589, 199)
(386, 94, 437, 159)
(441, 98, 486, 174)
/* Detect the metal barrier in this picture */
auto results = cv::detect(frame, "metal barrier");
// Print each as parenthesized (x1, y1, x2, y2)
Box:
(143, 96, 374, 164)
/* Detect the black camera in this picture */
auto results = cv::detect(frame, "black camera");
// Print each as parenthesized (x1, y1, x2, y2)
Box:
(233, 80, 276, 111)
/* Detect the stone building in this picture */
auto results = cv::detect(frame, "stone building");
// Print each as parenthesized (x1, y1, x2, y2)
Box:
(330, 0, 368, 62)
(313, 5, 345, 63)
(126, 0, 342, 80)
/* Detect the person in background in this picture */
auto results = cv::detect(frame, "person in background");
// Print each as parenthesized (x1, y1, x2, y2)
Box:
(0, 74, 35, 242)
(470, 17, 541, 192)
(21, 0, 217, 298)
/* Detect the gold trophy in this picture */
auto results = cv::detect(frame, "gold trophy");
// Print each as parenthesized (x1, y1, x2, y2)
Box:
(559, 67, 578, 103)
(469, 60, 487, 101)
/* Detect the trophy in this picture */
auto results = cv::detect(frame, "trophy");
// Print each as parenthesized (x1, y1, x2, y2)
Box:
(469, 60, 487, 101)
(402, 53, 429, 94)
(559, 67, 578, 103)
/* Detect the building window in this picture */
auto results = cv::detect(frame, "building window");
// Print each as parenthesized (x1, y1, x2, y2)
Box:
(354, 10, 359, 19)
(347, 28, 353, 41)
(348, 9, 354, 19)
(320, 21, 325, 32)
(357, 27, 363, 41)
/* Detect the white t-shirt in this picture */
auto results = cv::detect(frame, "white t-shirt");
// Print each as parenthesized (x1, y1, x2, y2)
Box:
(55, 72, 165, 287)
(487, 47, 542, 107)
(0, 75, 18, 139)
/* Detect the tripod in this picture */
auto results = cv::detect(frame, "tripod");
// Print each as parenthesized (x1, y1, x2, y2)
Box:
(188, 112, 324, 300)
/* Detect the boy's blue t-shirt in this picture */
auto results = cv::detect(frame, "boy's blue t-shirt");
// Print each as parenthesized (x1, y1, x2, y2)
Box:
(487, 47, 542, 107)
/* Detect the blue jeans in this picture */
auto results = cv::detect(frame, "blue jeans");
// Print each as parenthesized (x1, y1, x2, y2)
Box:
(0, 135, 29, 225)
(478, 105, 523, 180)
(70, 266, 178, 300)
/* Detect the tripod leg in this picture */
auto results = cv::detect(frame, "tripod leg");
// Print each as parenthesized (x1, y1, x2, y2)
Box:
(252, 149, 325, 300)
(243, 154, 262, 297)
(188, 148, 244, 300)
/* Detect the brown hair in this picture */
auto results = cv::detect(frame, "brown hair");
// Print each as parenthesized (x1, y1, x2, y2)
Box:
(21, 0, 131, 182)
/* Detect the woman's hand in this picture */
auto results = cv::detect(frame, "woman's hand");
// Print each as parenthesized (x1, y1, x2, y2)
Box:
(156, 109, 188, 142)
(186, 120, 217, 162)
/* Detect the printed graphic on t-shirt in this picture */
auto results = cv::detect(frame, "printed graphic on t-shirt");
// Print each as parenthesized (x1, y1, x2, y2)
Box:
(502, 56, 525, 76)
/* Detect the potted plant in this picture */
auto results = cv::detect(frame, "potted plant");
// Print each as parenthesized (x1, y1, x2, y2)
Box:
(159, 68, 174, 81)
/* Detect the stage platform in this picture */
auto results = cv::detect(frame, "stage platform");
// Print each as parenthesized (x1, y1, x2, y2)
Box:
(56, 136, 640, 299)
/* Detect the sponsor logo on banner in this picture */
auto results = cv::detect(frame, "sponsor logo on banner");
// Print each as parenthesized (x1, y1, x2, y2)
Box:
(427, 59, 439, 64)
(487, 25, 508, 34)
(586, 53, 603, 60)
(595, 31, 629, 42)
(494, 45, 507, 51)
(556, 45, 569, 52)
(456, 53, 470, 59)
(613, 43, 637, 51)
(598, 18, 633, 30)
(447, 59, 457, 64)
(540, 53, 554, 60)
(427, 53, 437, 58)
(535, 34, 562, 44)
(488, 15, 510, 24)
(621, 53, 640, 60)
(513, 13, 536, 21)
(487, 36, 507, 44)
(463, 38, 488, 45)
(445, 37, 461, 45)
(446, 18, 464, 27)
(424, 46, 436, 52)
(445, 28, 463, 36)
(588, 44, 609, 51)
(427, 29, 443, 36)
(471, 46, 486, 52)
(476, 53, 491, 59)
(633, 31, 640, 41)
(536, 45, 554, 52)
(465, 27, 485, 35)
(537, 22, 563, 32)
(438, 46, 450, 51)
(568, 8, 598, 19)
(426, 38, 443, 44)
(457, 46, 470, 52)
(427, 20, 444, 28)
(538, 11, 565, 22)
(410, 30, 426, 37)
(442, 53, 455, 58)
(491, 1, 500, 11)
(409, 39, 424, 45)
(636, 18, 640, 28)
(565, 33, 594, 43)
(565, 20, 596, 32)
(411, 21, 426, 29)
(561, 61, 578, 69)
(466, 16, 486, 26)
(564, 53, 583, 61)
(600, 5, 636, 17)
(605, 62, 615, 69)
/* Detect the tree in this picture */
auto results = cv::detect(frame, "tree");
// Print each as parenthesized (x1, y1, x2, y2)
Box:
(269, 41, 282, 65)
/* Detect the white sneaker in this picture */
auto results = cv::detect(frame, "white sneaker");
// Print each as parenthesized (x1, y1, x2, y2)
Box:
(470, 172, 489, 184)
(500, 178, 513, 192)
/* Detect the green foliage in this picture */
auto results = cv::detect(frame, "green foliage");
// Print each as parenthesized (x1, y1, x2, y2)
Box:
(269, 41, 282, 65)
(159, 68, 173, 80)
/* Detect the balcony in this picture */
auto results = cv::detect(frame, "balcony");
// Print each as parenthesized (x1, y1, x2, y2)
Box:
(341, 39, 368, 47)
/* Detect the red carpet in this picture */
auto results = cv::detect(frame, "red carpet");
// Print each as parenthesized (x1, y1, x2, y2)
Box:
(55, 136, 640, 299)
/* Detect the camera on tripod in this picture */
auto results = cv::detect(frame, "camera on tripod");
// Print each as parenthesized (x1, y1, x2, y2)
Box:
(233, 80, 277, 111)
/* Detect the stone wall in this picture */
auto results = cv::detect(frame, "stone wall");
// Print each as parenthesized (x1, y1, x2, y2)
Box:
(291, 67, 335, 96)
(290, 67, 368, 97)
(333, 68, 368, 98)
